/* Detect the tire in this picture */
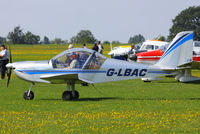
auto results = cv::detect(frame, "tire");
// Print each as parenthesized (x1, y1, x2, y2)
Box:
(62, 91, 72, 101)
(73, 90, 79, 100)
(23, 90, 34, 100)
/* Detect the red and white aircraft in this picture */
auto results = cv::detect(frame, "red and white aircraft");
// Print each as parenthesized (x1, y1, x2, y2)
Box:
(137, 41, 200, 65)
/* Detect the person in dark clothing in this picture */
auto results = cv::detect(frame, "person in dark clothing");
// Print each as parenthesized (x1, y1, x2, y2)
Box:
(127, 44, 137, 61)
(82, 43, 87, 48)
(0, 45, 9, 79)
(92, 42, 99, 52)
(97, 41, 103, 54)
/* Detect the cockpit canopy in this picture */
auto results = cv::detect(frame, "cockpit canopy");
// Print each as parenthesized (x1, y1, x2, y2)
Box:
(51, 48, 107, 69)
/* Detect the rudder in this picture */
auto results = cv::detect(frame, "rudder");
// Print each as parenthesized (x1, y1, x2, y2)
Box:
(156, 31, 193, 69)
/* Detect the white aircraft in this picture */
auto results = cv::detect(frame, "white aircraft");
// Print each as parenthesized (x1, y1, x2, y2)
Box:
(193, 41, 200, 55)
(6, 31, 196, 101)
(108, 40, 169, 57)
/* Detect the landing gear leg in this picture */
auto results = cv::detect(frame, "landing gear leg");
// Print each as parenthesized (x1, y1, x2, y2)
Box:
(23, 83, 35, 100)
(71, 84, 79, 100)
(62, 82, 79, 101)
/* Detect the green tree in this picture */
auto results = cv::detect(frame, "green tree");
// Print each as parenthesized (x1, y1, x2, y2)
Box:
(70, 30, 96, 44)
(103, 40, 110, 44)
(0, 37, 6, 44)
(112, 40, 121, 44)
(43, 36, 50, 44)
(168, 6, 200, 41)
(24, 31, 40, 44)
(155, 35, 166, 41)
(157, 36, 166, 41)
(128, 34, 145, 44)
(51, 38, 66, 44)
(7, 26, 25, 44)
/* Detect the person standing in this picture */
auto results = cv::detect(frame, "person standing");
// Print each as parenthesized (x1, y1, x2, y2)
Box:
(127, 44, 137, 61)
(92, 42, 99, 52)
(0, 45, 9, 79)
(82, 43, 87, 48)
(97, 41, 103, 54)
(68, 44, 74, 49)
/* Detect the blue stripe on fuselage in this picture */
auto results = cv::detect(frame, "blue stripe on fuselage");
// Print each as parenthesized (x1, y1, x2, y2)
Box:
(17, 70, 107, 75)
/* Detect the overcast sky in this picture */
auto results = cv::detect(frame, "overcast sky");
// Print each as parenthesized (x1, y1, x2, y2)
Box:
(0, 0, 199, 43)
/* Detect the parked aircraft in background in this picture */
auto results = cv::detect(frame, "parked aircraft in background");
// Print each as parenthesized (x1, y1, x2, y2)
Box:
(108, 45, 131, 57)
(193, 41, 200, 55)
(137, 41, 200, 65)
(6, 31, 198, 101)
(108, 40, 169, 57)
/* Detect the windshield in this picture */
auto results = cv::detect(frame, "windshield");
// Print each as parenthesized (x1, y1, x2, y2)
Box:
(51, 48, 106, 69)
(140, 44, 154, 50)
(134, 43, 142, 50)
(194, 41, 200, 47)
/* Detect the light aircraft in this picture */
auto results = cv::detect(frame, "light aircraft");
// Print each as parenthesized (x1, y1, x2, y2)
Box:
(137, 41, 200, 65)
(6, 31, 197, 101)
(108, 40, 168, 57)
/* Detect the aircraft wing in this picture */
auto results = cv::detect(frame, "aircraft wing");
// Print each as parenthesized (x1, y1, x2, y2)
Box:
(40, 73, 81, 84)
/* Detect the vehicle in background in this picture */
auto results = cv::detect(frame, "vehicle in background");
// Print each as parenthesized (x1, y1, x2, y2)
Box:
(108, 45, 131, 57)
(137, 41, 200, 65)
(139, 40, 168, 51)
(193, 41, 200, 55)
(108, 40, 168, 60)
(193, 41, 200, 61)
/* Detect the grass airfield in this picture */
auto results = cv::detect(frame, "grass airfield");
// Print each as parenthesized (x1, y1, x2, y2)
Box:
(0, 44, 200, 133)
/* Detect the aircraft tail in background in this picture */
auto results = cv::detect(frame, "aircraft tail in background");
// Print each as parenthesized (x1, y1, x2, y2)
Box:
(156, 31, 193, 69)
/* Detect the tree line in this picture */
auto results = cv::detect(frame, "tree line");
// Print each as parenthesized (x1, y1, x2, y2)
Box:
(0, 6, 199, 45)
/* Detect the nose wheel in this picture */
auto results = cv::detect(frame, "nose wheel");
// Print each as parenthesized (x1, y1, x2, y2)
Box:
(23, 90, 34, 100)
(23, 83, 35, 100)
(62, 82, 79, 101)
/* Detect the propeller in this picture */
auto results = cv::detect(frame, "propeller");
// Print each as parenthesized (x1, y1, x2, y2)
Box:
(7, 46, 12, 87)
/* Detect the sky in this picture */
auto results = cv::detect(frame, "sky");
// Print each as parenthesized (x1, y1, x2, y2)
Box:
(0, 0, 199, 43)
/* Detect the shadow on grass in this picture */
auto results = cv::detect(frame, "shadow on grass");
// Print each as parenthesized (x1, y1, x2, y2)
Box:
(122, 97, 200, 101)
(39, 97, 119, 101)
(74, 97, 119, 101)
(40, 97, 200, 101)
(183, 81, 200, 85)
(156, 81, 179, 83)
(157, 81, 200, 84)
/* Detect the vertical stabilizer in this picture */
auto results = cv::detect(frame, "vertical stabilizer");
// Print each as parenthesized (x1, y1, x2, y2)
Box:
(156, 31, 193, 68)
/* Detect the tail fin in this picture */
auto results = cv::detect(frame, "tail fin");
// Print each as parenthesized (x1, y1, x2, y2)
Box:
(156, 31, 193, 69)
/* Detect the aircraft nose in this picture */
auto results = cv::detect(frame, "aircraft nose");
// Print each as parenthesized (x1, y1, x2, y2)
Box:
(6, 63, 13, 68)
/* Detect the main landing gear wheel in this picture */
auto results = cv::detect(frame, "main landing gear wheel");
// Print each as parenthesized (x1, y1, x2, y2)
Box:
(62, 90, 79, 101)
(62, 91, 72, 100)
(23, 90, 34, 100)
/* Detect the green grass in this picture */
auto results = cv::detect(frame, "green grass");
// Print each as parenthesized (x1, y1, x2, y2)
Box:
(0, 44, 200, 133)
(0, 77, 200, 133)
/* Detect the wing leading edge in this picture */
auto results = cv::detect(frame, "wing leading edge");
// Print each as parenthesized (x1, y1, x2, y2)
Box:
(40, 73, 80, 84)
